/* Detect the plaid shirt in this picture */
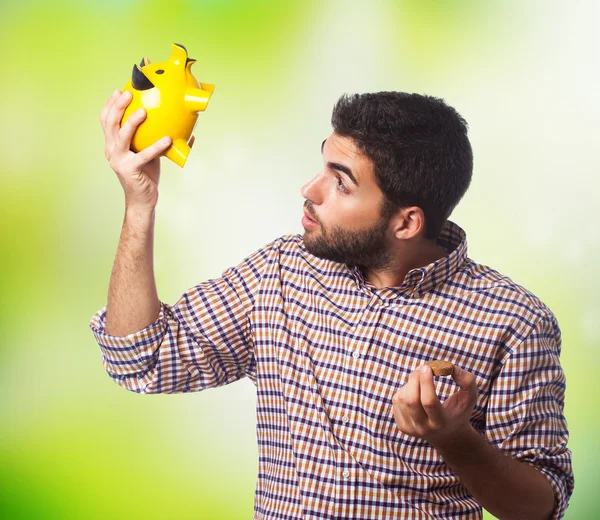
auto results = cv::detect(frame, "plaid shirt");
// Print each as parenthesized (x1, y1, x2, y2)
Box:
(89, 219, 573, 519)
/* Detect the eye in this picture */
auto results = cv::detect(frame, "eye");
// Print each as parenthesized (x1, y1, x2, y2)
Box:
(155, 70, 165, 74)
(336, 174, 350, 194)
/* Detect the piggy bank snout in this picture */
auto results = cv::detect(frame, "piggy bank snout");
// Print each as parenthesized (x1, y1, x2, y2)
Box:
(132, 64, 155, 91)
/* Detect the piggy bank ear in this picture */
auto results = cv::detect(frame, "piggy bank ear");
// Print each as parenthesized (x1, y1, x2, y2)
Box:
(131, 64, 155, 91)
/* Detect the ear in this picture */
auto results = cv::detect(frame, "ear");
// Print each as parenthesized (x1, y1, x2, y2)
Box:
(391, 207, 426, 240)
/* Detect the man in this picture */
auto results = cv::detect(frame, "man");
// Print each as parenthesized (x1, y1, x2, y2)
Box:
(91, 90, 574, 519)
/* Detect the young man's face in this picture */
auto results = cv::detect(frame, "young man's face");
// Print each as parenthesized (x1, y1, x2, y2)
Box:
(299, 132, 396, 269)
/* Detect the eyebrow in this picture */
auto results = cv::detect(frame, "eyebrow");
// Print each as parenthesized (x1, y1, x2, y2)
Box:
(321, 139, 360, 188)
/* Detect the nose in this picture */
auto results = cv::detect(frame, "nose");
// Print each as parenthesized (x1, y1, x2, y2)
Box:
(300, 171, 325, 202)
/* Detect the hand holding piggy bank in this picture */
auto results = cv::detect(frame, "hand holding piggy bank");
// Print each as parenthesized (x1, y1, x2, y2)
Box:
(120, 42, 215, 168)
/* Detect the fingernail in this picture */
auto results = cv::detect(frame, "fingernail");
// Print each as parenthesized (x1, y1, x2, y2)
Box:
(161, 136, 171, 144)
(421, 365, 429, 374)
(135, 108, 145, 116)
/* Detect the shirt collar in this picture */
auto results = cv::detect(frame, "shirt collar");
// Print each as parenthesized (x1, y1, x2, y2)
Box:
(348, 219, 468, 300)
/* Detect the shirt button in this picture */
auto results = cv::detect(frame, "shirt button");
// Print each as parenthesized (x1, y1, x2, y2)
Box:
(352, 351, 360, 359)
(342, 469, 350, 478)
(342, 415, 349, 424)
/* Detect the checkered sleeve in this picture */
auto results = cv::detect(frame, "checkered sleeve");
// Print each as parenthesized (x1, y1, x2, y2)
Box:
(484, 313, 574, 519)
(89, 237, 278, 394)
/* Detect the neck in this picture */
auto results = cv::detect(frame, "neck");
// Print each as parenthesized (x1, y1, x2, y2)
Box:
(363, 241, 447, 290)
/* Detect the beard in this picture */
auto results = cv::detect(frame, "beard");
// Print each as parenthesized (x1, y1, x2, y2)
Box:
(302, 205, 397, 271)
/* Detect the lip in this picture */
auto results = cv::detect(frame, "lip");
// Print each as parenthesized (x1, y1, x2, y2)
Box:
(302, 208, 319, 229)
(303, 209, 318, 224)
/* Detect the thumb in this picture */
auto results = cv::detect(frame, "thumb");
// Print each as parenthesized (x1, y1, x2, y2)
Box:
(135, 136, 172, 166)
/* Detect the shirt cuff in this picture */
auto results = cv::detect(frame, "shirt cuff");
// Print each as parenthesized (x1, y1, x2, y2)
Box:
(520, 460, 570, 520)
(89, 302, 169, 376)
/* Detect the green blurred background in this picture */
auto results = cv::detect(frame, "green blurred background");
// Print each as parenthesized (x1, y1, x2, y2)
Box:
(1, 0, 597, 518)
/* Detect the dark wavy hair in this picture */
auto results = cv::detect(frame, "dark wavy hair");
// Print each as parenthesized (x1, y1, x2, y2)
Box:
(331, 92, 473, 240)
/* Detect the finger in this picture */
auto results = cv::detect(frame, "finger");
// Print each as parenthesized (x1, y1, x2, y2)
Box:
(392, 404, 412, 434)
(402, 368, 428, 426)
(104, 91, 132, 157)
(114, 107, 147, 153)
(131, 136, 172, 168)
(106, 90, 133, 140)
(100, 89, 121, 128)
(419, 365, 444, 424)
(451, 365, 478, 397)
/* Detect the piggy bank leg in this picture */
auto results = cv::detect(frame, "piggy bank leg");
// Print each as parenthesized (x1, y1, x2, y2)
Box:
(200, 82, 215, 95)
(164, 138, 191, 168)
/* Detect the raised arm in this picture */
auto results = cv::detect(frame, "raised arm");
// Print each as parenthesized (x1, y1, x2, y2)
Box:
(98, 87, 172, 335)
(104, 206, 160, 336)
(92, 88, 278, 394)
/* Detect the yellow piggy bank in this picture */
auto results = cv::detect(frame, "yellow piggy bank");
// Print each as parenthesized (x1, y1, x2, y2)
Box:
(120, 42, 214, 168)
